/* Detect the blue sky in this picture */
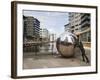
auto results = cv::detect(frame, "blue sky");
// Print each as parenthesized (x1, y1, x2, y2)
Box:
(23, 10, 69, 37)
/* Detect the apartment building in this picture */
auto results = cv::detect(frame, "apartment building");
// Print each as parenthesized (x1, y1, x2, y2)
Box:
(65, 12, 91, 42)
(39, 28, 50, 41)
(23, 16, 40, 41)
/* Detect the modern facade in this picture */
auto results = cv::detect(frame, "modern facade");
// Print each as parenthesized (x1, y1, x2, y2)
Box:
(23, 16, 40, 41)
(64, 23, 71, 32)
(80, 13, 91, 42)
(39, 28, 50, 41)
(65, 12, 91, 42)
(23, 16, 40, 52)
(68, 12, 82, 33)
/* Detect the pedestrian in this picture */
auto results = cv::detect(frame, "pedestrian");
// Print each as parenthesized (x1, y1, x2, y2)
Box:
(75, 35, 89, 63)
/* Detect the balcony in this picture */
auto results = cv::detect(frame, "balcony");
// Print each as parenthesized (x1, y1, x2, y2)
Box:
(81, 21, 90, 30)
(81, 13, 90, 19)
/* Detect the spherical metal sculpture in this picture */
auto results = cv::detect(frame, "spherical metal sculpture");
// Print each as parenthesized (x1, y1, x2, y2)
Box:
(56, 31, 77, 57)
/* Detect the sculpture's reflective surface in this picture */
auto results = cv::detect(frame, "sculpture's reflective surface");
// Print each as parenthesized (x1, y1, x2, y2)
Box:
(56, 31, 77, 57)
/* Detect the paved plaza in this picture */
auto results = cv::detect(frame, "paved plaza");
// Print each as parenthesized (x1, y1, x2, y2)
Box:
(23, 47, 91, 69)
